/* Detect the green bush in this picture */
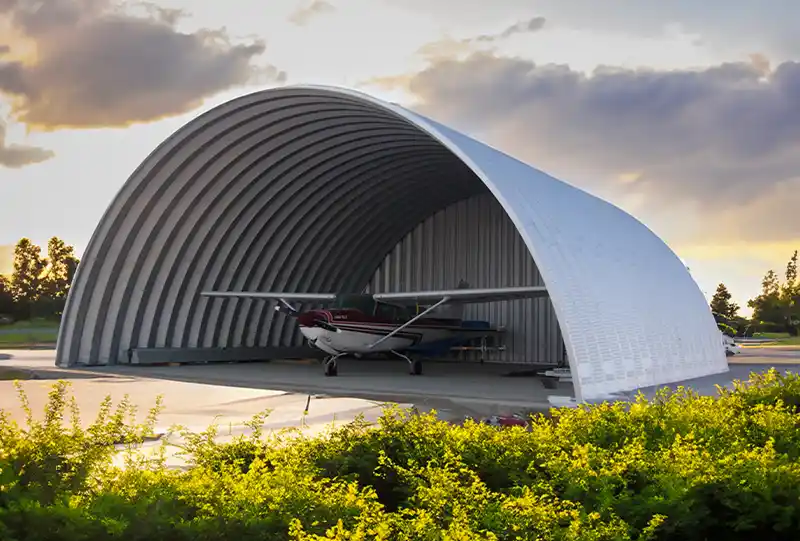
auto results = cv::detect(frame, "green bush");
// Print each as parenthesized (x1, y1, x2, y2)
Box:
(3, 371, 800, 540)
(753, 321, 787, 334)
(717, 322, 736, 337)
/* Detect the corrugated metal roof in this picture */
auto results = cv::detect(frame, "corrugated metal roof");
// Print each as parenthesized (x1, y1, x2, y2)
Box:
(56, 84, 728, 402)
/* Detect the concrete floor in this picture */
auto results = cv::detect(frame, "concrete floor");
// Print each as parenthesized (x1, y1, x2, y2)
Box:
(1, 350, 572, 421)
(1, 356, 399, 432)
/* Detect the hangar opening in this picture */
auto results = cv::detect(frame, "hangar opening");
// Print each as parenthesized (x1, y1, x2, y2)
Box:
(366, 193, 563, 365)
(56, 84, 728, 403)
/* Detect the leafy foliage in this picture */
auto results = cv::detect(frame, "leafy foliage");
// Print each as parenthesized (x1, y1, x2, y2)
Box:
(0, 276, 14, 318)
(9, 239, 47, 307)
(3, 372, 800, 539)
(716, 322, 736, 337)
(748, 251, 800, 336)
(0, 236, 79, 321)
(700, 251, 800, 338)
(710, 283, 739, 320)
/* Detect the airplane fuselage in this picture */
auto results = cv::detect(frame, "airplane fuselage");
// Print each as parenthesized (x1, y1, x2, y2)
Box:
(296, 308, 472, 356)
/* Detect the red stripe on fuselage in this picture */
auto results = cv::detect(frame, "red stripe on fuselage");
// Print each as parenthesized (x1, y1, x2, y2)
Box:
(297, 308, 466, 330)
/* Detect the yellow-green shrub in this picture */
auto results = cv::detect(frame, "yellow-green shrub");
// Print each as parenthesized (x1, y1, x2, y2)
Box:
(2, 370, 800, 540)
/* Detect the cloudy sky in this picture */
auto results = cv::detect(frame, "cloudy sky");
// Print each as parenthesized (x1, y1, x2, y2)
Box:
(1, 0, 798, 314)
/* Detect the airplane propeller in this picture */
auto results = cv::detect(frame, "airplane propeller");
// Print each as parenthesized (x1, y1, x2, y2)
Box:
(274, 298, 298, 316)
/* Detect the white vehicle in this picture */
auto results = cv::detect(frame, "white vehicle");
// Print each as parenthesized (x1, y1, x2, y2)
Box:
(722, 332, 742, 356)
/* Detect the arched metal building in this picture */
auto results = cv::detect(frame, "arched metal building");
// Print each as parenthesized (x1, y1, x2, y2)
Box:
(55, 85, 728, 402)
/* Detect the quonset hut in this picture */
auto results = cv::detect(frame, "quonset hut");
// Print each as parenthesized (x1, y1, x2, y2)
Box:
(55, 85, 728, 402)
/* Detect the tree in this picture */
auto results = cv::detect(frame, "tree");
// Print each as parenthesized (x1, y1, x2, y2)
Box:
(748, 250, 800, 335)
(10, 238, 47, 304)
(781, 251, 799, 302)
(42, 236, 80, 300)
(0, 236, 81, 321)
(780, 251, 800, 334)
(0, 275, 14, 317)
(710, 283, 739, 320)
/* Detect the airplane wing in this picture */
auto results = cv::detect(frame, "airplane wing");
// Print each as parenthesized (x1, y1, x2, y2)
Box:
(372, 285, 548, 304)
(200, 291, 337, 303)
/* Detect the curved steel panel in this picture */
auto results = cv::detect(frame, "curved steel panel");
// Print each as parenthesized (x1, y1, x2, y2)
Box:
(56, 84, 728, 402)
(385, 104, 729, 401)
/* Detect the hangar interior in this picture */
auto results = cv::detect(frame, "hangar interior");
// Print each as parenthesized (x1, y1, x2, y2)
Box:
(55, 87, 565, 368)
(367, 193, 564, 365)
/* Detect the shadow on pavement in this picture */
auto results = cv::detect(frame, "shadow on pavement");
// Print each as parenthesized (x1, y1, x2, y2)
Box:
(1, 352, 108, 380)
(28, 370, 107, 381)
(89, 358, 574, 422)
(0, 367, 106, 381)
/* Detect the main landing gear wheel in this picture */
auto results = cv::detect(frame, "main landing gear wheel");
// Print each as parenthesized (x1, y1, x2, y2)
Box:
(324, 359, 338, 377)
(391, 350, 423, 375)
(323, 356, 340, 377)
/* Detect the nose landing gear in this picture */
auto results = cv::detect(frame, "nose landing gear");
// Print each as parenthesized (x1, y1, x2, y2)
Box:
(323, 353, 345, 376)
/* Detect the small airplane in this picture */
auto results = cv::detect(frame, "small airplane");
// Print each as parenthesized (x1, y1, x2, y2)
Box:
(201, 281, 548, 376)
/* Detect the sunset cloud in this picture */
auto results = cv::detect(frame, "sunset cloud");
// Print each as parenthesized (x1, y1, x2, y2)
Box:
(367, 52, 800, 247)
(476, 16, 546, 42)
(289, 0, 336, 26)
(383, 0, 800, 60)
(414, 16, 547, 62)
(0, 118, 53, 168)
(0, 0, 285, 130)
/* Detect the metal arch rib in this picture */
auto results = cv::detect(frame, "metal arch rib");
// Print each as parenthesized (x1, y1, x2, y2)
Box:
(184, 142, 445, 347)
(137, 115, 423, 347)
(120, 104, 424, 354)
(157, 131, 443, 348)
(158, 134, 428, 345)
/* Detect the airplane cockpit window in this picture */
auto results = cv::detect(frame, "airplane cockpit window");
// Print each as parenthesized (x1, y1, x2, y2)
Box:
(334, 294, 375, 314)
(375, 302, 398, 320)
(375, 302, 413, 321)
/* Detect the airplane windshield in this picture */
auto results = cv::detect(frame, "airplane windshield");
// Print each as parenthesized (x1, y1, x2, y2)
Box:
(375, 301, 414, 321)
(332, 294, 413, 320)
(333, 294, 376, 313)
